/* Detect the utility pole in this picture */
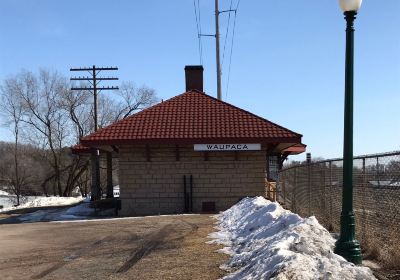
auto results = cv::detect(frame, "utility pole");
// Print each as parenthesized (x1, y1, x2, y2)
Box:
(198, 0, 236, 100)
(70, 65, 119, 201)
(215, 0, 222, 100)
(70, 65, 119, 131)
(207, 0, 236, 100)
(93, 67, 98, 131)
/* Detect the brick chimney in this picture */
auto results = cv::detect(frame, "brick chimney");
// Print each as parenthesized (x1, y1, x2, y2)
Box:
(185, 65, 203, 92)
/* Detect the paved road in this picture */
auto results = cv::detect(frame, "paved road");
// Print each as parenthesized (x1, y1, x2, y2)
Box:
(0, 215, 228, 280)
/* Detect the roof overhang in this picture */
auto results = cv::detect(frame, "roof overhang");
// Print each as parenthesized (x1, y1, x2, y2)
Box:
(71, 144, 92, 155)
(71, 143, 116, 155)
(80, 136, 303, 148)
(282, 143, 307, 155)
(74, 138, 305, 157)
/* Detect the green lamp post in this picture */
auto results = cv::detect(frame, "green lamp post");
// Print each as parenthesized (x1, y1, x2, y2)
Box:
(334, 0, 363, 265)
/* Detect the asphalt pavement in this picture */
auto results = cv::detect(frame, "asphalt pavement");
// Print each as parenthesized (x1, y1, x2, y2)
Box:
(0, 214, 227, 280)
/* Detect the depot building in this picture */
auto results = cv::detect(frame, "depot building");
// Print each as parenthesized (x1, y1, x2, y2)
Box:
(74, 66, 305, 216)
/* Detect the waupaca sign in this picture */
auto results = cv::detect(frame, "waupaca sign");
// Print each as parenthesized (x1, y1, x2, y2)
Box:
(194, 144, 261, 151)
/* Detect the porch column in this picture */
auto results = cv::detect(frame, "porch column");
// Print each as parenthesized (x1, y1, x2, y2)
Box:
(90, 149, 101, 201)
(106, 152, 113, 198)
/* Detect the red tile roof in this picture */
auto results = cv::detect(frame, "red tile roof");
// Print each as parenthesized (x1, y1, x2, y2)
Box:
(80, 90, 302, 146)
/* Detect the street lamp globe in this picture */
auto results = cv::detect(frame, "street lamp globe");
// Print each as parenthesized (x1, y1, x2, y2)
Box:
(339, 0, 362, 12)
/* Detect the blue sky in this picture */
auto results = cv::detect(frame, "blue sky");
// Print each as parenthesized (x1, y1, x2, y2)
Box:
(0, 0, 399, 161)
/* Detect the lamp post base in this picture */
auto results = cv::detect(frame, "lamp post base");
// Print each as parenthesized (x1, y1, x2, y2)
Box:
(334, 213, 363, 264)
(334, 240, 362, 264)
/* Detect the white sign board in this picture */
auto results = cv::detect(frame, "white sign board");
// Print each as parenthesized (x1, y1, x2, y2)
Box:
(194, 144, 261, 151)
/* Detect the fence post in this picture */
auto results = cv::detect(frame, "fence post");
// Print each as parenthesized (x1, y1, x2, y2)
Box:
(274, 172, 279, 203)
(362, 157, 366, 244)
(308, 163, 312, 216)
(376, 156, 380, 187)
(282, 172, 286, 205)
(329, 161, 333, 229)
(293, 168, 297, 212)
(322, 163, 326, 222)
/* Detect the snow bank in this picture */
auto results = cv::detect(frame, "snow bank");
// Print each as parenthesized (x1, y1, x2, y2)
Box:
(0, 196, 84, 213)
(209, 197, 376, 280)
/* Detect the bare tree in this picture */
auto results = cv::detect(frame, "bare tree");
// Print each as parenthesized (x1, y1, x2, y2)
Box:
(0, 142, 43, 203)
(113, 82, 158, 121)
(1, 69, 158, 198)
(61, 87, 93, 140)
(14, 69, 71, 196)
(0, 76, 27, 205)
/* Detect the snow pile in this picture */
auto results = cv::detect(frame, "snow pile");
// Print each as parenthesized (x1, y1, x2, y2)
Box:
(0, 196, 84, 213)
(209, 197, 376, 280)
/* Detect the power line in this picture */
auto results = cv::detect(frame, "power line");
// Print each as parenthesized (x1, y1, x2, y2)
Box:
(225, 0, 241, 100)
(197, 0, 203, 65)
(224, 11, 236, 100)
(221, 0, 233, 68)
(193, 0, 203, 64)
(236, 0, 241, 10)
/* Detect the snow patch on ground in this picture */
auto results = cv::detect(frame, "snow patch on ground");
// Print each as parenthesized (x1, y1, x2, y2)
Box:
(10, 199, 194, 223)
(208, 196, 376, 280)
(52, 213, 200, 223)
(15, 199, 96, 222)
(0, 190, 10, 196)
(0, 196, 84, 213)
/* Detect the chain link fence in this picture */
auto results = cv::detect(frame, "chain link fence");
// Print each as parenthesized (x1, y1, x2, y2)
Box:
(277, 151, 400, 268)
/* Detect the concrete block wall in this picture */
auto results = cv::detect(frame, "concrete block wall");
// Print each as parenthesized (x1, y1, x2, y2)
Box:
(118, 144, 267, 216)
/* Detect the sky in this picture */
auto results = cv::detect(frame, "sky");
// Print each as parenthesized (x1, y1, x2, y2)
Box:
(0, 0, 399, 161)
